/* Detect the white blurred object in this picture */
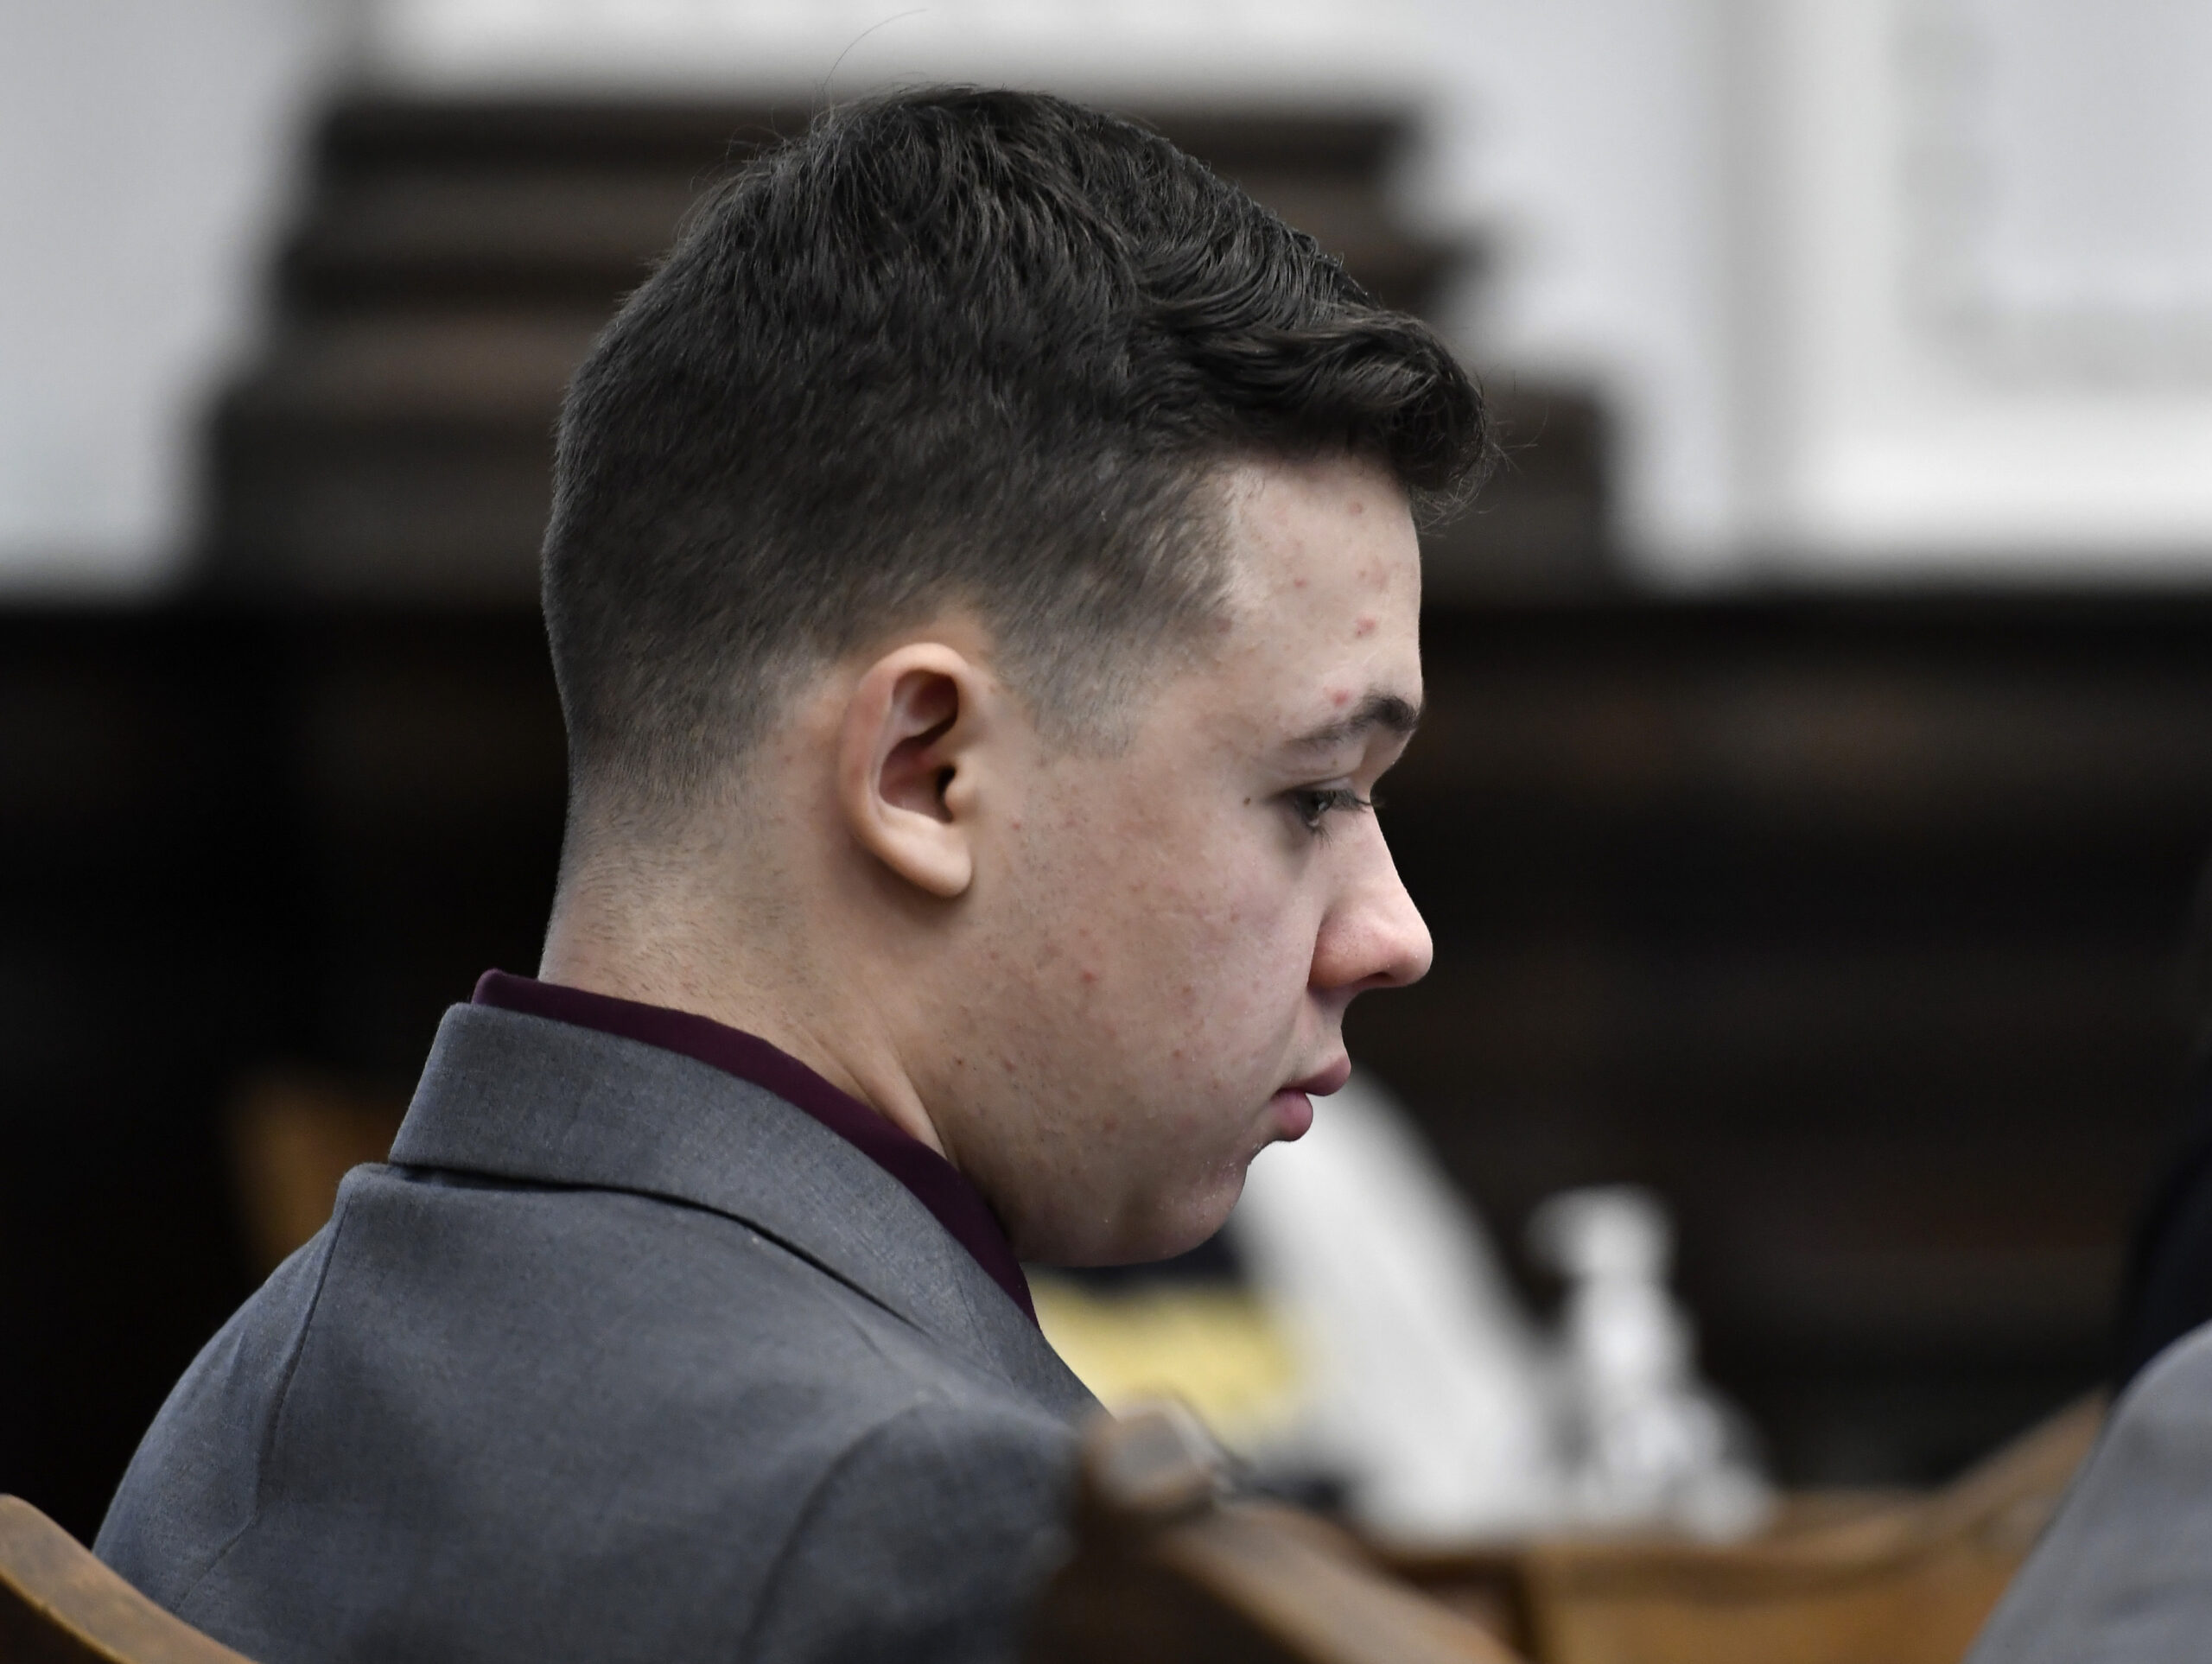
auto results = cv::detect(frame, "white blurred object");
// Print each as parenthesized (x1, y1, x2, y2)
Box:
(1529, 1185, 1772, 1540)
(1066, 1070, 1775, 1546)
(365, 0, 1429, 105)
(1227, 1069, 1561, 1542)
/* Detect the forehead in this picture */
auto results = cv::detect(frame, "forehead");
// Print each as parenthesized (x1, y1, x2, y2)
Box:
(1203, 454, 1423, 710)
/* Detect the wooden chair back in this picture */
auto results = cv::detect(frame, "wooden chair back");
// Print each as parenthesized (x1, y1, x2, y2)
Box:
(1027, 1404, 1528, 1663)
(0, 1496, 257, 1664)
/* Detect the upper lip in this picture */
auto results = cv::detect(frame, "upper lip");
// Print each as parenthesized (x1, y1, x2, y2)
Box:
(1284, 1055, 1352, 1096)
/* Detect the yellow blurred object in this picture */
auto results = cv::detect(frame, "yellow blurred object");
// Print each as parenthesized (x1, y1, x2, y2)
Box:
(225, 1071, 409, 1273)
(1031, 1276, 1306, 1447)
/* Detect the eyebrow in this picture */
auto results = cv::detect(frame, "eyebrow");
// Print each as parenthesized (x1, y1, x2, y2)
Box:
(1286, 690, 1423, 754)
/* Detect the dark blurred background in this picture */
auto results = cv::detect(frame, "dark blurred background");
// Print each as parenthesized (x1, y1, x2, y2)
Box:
(9, 1, 2212, 1542)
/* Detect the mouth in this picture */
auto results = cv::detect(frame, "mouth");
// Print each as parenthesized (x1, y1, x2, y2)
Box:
(1267, 1054, 1351, 1142)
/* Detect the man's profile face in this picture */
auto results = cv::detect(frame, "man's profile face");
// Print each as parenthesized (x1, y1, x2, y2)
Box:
(940, 452, 1433, 1265)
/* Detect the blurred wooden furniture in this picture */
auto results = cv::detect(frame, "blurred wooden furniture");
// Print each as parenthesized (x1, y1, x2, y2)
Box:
(225, 1072, 408, 1273)
(1030, 1405, 1525, 1663)
(1392, 1395, 2101, 1664)
(0, 1496, 256, 1664)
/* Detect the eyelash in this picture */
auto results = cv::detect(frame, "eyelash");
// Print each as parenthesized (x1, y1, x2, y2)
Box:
(1289, 785, 1377, 837)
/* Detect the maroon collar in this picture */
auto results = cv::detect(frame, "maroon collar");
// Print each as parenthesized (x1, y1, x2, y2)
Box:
(471, 970, 1035, 1324)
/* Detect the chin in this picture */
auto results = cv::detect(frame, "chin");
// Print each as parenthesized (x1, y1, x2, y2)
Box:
(1126, 1173, 1249, 1266)
(1026, 1171, 1248, 1269)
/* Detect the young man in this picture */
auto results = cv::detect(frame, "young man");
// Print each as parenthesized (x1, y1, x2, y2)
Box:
(98, 88, 1488, 1662)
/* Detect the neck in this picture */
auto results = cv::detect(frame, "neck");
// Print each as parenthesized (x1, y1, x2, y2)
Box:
(537, 860, 951, 1159)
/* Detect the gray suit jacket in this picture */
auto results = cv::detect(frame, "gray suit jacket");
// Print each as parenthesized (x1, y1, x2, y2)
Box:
(97, 1004, 1100, 1664)
(1968, 1322, 2212, 1663)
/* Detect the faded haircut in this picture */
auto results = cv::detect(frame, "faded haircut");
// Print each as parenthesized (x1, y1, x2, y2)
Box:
(542, 86, 1489, 833)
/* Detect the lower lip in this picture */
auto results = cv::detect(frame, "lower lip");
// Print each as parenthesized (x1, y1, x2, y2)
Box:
(1270, 1089, 1315, 1140)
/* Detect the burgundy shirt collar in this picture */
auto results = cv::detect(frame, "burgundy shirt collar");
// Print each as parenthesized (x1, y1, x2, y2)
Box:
(471, 969, 1035, 1324)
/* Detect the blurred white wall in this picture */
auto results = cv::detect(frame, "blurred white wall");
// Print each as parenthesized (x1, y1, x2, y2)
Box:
(6, 0, 2210, 594)
(0, 0, 356, 593)
(367, 0, 1428, 105)
(1408, 0, 1741, 576)
(1421, 0, 2212, 585)
(1736, 0, 2212, 581)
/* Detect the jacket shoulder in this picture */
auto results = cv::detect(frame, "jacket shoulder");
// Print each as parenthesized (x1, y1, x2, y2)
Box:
(1970, 1324, 2212, 1663)
(96, 1225, 342, 1603)
(98, 1166, 1086, 1664)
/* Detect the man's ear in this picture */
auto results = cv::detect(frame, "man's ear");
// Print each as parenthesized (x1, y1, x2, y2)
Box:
(836, 643, 995, 899)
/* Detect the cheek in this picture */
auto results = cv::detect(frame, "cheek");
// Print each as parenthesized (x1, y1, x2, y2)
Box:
(1116, 832, 1320, 1089)
(1008, 778, 1317, 1102)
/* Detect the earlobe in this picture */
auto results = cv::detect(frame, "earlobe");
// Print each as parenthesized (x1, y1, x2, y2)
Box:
(836, 644, 985, 899)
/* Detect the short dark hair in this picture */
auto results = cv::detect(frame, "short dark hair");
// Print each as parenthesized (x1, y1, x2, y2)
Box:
(543, 87, 1488, 829)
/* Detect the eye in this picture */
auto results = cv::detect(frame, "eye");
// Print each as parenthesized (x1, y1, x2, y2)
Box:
(1287, 784, 1377, 838)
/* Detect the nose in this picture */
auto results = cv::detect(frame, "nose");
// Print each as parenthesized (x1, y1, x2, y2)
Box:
(1310, 833, 1433, 998)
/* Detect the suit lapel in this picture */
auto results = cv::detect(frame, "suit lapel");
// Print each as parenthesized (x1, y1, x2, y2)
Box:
(390, 1004, 1096, 1420)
